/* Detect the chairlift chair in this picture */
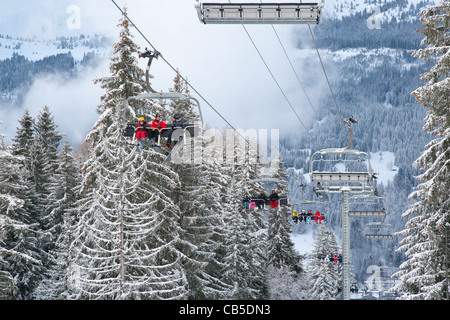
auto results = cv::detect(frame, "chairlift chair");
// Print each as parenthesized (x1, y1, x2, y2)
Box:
(363, 222, 393, 239)
(122, 48, 204, 165)
(309, 148, 376, 195)
(292, 200, 326, 224)
(195, 1, 324, 24)
(122, 92, 203, 147)
(243, 177, 288, 208)
(348, 194, 387, 218)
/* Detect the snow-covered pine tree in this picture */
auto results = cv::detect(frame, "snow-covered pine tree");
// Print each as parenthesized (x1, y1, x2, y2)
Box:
(35, 106, 63, 174)
(221, 130, 269, 299)
(172, 131, 233, 299)
(0, 124, 44, 299)
(71, 8, 190, 300)
(394, 0, 449, 300)
(11, 109, 34, 161)
(33, 107, 63, 252)
(266, 154, 302, 272)
(169, 72, 199, 123)
(12, 107, 63, 254)
(307, 224, 342, 300)
(34, 139, 82, 299)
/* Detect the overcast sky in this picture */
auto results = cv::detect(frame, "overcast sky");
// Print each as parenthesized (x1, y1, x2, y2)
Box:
(1, 0, 332, 146)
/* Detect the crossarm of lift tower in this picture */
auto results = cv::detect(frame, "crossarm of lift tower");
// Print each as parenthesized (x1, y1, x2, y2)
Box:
(195, 1, 325, 24)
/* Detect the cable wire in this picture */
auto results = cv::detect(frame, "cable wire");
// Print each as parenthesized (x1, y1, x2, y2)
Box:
(240, 24, 312, 137)
(307, 23, 345, 125)
(270, 24, 316, 112)
(255, 0, 316, 113)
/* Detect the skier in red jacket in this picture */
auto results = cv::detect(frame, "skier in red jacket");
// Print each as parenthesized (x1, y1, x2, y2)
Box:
(148, 114, 167, 145)
(136, 117, 149, 152)
(136, 117, 148, 140)
(314, 210, 322, 224)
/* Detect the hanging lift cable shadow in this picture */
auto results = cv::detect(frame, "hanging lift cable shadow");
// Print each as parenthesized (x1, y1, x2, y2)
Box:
(110, 0, 250, 145)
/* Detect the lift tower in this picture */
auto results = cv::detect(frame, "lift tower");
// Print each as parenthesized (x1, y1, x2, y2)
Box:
(309, 119, 376, 300)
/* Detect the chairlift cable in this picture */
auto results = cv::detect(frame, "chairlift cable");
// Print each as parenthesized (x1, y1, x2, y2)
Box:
(270, 24, 316, 113)
(240, 24, 311, 137)
(255, 0, 316, 113)
(226, 0, 312, 137)
(306, 24, 345, 125)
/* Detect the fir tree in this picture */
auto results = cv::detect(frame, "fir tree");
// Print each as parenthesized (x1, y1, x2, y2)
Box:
(307, 224, 342, 300)
(11, 109, 34, 160)
(34, 139, 82, 299)
(0, 124, 44, 299)
(172, 132, 232, 299)
(93, 6, 147, 117)
(222, 132, 269, 299)
(71, 8, 190, 300)
(266, 154, 302, 271)
(394, 0, 450, 300)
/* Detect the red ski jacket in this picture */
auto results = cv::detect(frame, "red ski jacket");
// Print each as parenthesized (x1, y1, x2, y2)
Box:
(150, 120, 167, 131)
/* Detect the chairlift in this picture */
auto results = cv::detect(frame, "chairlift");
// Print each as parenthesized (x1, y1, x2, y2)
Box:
(122, 92, 203, 156)
(309, 148, 376, 194)
(195, 1, 324, 24)
(243, 177, 288, 209)
(293, 183, 326, 223)
(122, 48, 204, 165)
(364, 222, 393, 239)
(292, 201, 325, 224)
(348, 194, 387, 218)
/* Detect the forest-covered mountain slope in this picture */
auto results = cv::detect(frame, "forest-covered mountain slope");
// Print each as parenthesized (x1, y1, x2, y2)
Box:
(282, 0, 435, 285)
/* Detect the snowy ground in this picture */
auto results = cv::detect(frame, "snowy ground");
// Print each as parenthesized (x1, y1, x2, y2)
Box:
(369, 151, 398, 186)
(0, 35, 110, 62)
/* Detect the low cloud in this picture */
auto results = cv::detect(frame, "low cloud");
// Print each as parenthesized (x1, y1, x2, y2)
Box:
(1, 59, 108, 147)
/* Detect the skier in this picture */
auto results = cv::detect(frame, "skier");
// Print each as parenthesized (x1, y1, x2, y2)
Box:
(292, 210, 299, 224)
(334, 254, 338, 264)
(136, 117, 148, 151)
(148, 114, 167, 145)
(306, 209, 313, 224)
(269, 190, 279, 209)
(300, 210, 307, 223)
(314, 210, 322, 224)
(242, 193, 250, 210)
(250, 194, 256, 210)
(256, 191, 267, 210)
(167, 113, 185, 148)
